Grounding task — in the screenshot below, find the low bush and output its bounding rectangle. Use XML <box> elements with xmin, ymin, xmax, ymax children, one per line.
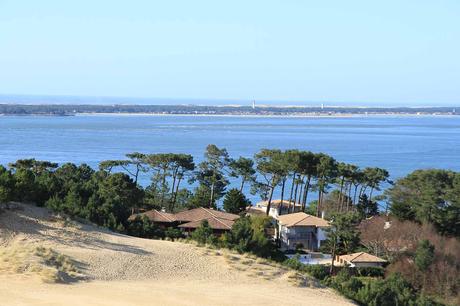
<box><xmin>164</xmin><ymin>227</ymin><xmax>183</xmax><ymax>241</ymax></box>
<box><xmin>282</xmin><ymin>256</ymin><xmax>329</xmax><ymax>281</ymax></box>
<box><xmin>126</xmin><ymin>216</ymin><xmax>165</xmax><ymax>239</ymax></box>
<box><xmin>355</xmin><ymin>266</ymin><xmax>385</xmax><ymax>277</ymax></box>
<box><xmin>340</xmin><ymin>273</ymin><xmax>443</xmax><ymax>306</ymax></box>
<box><xmin>190</xmin><ymin>220</ymin><xmax>215</xmax><ymax>245</ymax></box>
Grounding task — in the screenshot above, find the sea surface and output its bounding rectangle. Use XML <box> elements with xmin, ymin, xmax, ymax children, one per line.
<box><xmin>1</xmin><ymin>114</ymin><xmax>459</xmax><ymax>201</ymax></box>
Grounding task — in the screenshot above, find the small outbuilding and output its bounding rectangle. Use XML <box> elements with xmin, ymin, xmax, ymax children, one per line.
<box><xmin>336</xmin><ymin>252</ymin><xmax>386</xmax><ymax>267</ymax></box>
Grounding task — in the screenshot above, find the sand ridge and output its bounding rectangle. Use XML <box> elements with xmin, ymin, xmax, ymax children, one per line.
<box><xmin>0</xmin><ymin>203</ymin><xmax>353</xmax><ymax>306</ymax></box>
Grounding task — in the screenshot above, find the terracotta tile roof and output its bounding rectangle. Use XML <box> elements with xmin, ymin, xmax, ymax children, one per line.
<box><xmin>173</xmin><ymin>207</ymin><xmax>239</xmax><ymax>222</ymax></box>
<box><xmin>245</xmin><ymin>206</ymin><xmax>267</xmax><ymax>216</ymax></box>
<box><xmin>256</xmin><ymin>199</ymin><xmax>302</xmax><ymax>209</ymax></box>
<box><xmin>178</xmin><ymin>216</ymin><xmax>235</xmax><ymax>230</ymax></box>
<box><xmin>128</xmin><ymin>209</ymin><xmax>176</xmax><ymax>223</ymax></box>
<box><xmin>338</xmin><ymin>252</ymin><xmax>386</xmax><ymax>263</ymax></box>
<box><xmin>278</xmin><ymin>212</ymin><xmax>330</xmax><ymax>227</ymax></box>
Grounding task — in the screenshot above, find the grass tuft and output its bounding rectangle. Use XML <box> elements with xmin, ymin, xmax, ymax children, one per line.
<box><xmin>0</xmin><ymin>243</ymin><xmax>82</xmax><ymax>283</ymax></box>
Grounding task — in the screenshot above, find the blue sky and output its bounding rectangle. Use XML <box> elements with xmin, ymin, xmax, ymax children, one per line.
<box><xmin>0</xmin><ymin>0</ymin><xmax>459</xmax><ymax>106</ymax></box>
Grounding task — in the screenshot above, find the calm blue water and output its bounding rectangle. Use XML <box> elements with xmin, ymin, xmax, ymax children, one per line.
<box><xmin>1</xmin><ymin>115</ymin><xmax>459</xmax><ymax>200</ymax></box>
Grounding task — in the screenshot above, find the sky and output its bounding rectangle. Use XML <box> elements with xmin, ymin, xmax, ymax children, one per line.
<box><xmin>0</xmin><ymin>0</ymin><xmax>459</xmax><ymax>106</ymax></box>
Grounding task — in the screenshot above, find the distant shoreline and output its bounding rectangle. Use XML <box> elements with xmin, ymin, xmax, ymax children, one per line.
<box><xmin>1</xmin><ymin>112</ymin><xmax>459</xmax><ymax>119</ymax></box>
<box><xmin>0</xmin><ymin>103</ymin><xmax>458</xmax><ymax>117</ymax></box>
<box><xmin>74</xmin><ymin>112</ymin><xmax>460</xmax><ymax>118</ymax></box>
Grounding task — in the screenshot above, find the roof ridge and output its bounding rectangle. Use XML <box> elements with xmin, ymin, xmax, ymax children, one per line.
<box><xmin>210</xmin><ymin>216</ymin><xmax>232</xmax><ymax>229</ymax></box>
<box><xmin>350</xmin><ymin>252</ymin><xmax>365</xmax><ymax>262</ymax></box>
<box><xmin>202</xmin><ymin>207</ymin><xmax>219</xmax><ymax>219</ymax></box>
<box><xmin>291</xmin><ymin>214</ymin><xmax>311</xmax><ymax>226</ymax></box>
<box><xmin>158</xmin><ymin>210</ymin><xmax>174</xmax><ymax>222</ymax></box>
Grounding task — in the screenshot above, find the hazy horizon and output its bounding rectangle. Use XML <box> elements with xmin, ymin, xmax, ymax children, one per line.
<box><xmin>1</xmin><ymin>94</ymin><xmax>459</xmax><ymax>108</ymax></box>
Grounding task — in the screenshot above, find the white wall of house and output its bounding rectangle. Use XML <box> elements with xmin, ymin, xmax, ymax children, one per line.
<box><xmin>254</xmin><ymin>203</ymin><xmax>302</xmax><ymax>220</ymax></box>
<box><xmin>352</xmin><ymin>262</ymin><xmax>383</xmax><ymax>268</ymax></box>
<box><xmin>316</xmin><ymin>227</ymin><xmax>328</xmax><ymax>249</ymax></box>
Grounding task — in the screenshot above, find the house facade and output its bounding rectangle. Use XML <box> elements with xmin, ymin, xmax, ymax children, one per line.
<box><xmin>277</xmin><ymin>212</ymin><xmax>330</xmax><ymax>251</ymax></box>
<box><xmin>253</xmin><ymin>200</ymin><xmax>302</xmax><ymax>219</ymax></box>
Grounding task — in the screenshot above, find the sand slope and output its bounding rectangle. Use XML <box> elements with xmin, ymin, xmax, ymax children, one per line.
<box><xmin>0</xmin><ymin>204</ymin><xmax>352</xmax><ymax>306</ymax></box>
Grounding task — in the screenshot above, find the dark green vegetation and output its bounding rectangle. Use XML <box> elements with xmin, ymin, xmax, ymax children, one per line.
<box><xmin>188</xmin><ymin>215</ymin><xmax>284</xmax><ymax>260</ymax></box>
<box><xmin>0</xmin><ymin>103</ymin><xmax>459</xmax><ymax>116</ymax></box>
<box><xmin>0</xmin><ymin>147</ymin><xmax>459</xmax><ymax>305</ymax></box>
<box><xmin>387</xmin><ymin>169</ymin><xmax>460</xmax><ymax>236</ymax></box>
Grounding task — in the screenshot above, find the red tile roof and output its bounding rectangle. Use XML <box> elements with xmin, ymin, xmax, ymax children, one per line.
<box><xmin>173</xmin><ymin>207</ymin><xmax>239</xmax><ymax>222</ymax></box>
<box><xmin>128</xmin><ymin>209</ymin><xmax>176</xmax><ymax>223</ymax></box>
<box><xmin>178</xmin><ymin>216</ymin><xmax>235</xmax><ymax>230</ymax></box>
<box><xmin>278</xmin><ymin>212</ymin><xmax>330</xmax><ymax>227</ymax></box>
<box><xmin>338</xmin><ymin>252</ymin><xmax>386</xmax><ymax>263</ymax></box>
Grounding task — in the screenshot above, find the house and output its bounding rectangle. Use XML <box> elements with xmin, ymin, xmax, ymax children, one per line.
<box><xmin>178</xmin><ymin>216</ymin><xmax>235</xmax><ymax>235</ymax></box>
<box><xmin>253</xmin><ymin>199</ymin><xmax>302</xmax><ymax>219</ymax></box>
<box><xmin>127</xmin><ymin>209</ymin><xmax>177</xmax><ymax>228</ymax></box>
<box><xmin>128</xmin><ymin>207</ymin><xmax>239</xmax><ymax>236</ymax></box>
<box><xmin>336</xmin><ymin>252</ymin><xmax>386</xmax><ymax>268</ymax></box>
<box><xmin>277</xmin><ymin>212</ymin><xmax>330</xmax><ymax>251</ymax></box>
<box><xmin>175</xmin><ymin>207</ymin><xmax>239</xmax><ymax>236</ymax></box>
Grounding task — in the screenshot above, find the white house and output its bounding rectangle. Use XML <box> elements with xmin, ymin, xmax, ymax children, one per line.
<box><xmin>253</xmin><ymin>199</ymin><xmax>302</xmax><ymax>219</ymax></box>
<box><xmin>277</xmin><ymin>212</ymin><xmax>330</xmax><ymax>251</ymax></box>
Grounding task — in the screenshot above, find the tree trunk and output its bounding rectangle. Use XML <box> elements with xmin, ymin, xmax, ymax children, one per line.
<box><xmin>160</xmin><ymin>169</ymin><xmax>167</xmax><ymax>208</ymax></box>
<box><xmin>279</xmin><ymin>179</ymin><xmax>286</xmax><ymax>215</ymax></box>
<box><xmin>330</xmin><ymin>238</ymin><xmax>337</xmax><ymax>275</ymax></box>
<box><xmin>292</xmin><ymin>178</ymin><xmax>300</xmax><ymax>213</ymax></box>
<box><xmin>209</xmin><ymin>180</ymin><xmax>215</xmax><ymax>208</ymax></box>
<box><xmin>134</xmin><ymin>164</ymin><xmax>140</xmax><ymax>184</ymax></box>
<box><xmin>347</xmin><ymin>182</ymin><xmax>353</xmax><ymax>211</ymax></box>
<box><xmin>353</xmin><ymin>184</ymin><xmax>359</xmax><ymax>205</ymax></box>
<box><xmin>239</xmin><ymin>178</ymin><xmax>245</xmax><ymax>192</ymax></box>
<box><xmin>298</xmin><ymin>179</ymin><xmax>304</xmax><ymax>210</ymax></box>
<box><xmin>301</xmin><ymin>175</ymin><xmax>311</xmax><ymax>212</ymax></box>
<box><xmin>317</xmin><ymin>188</ymin><xmax>322</xmax><ymax>217</ymax></box>
<box><xmin>169</xmin><ymin>169</ymin><xmax>178</xmax><ymax>210</ymax></box>
<box><xmin>170</xmin><ymin>169</ymin><xmax>178</xmax><ymax>195</ymax></box>
<box><xmin>288</xmin><ymin>172</ymin><xmax>296</xmax><ymax>203</ymax></box>
<box><xmin>266</xmin><ymin>185</ymin><xmax>275</xmax><ymax>215</ymax></box>
<box><xmin>171</xmin><ymin>176</ymin><xmax>182</xmax><ymax>212</ymax></box>
<box><xmin>338</xmin><ymin>177</ymin><xmax>345</xmax><ymax>212</ymax></box>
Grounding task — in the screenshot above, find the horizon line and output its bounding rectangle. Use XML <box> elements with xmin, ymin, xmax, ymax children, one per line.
<box><xmin>0</xmin><ymin>93</ymin><xmax>459</xmax><ymax>108</ymax></box>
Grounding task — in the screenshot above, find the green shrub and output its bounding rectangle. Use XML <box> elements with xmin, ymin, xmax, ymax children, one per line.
<box><xmin>127</xmin><ymin>216</ymin><xmax>165</xmax><ymax>238</ymax></box>
<box><xmin>191</xmin><ymin>220</ymin><xmax>215</xmax><ymax>245</ymax></box>
<box><xmin>164</xmin><ymin>227</ymin><xmax>183</xmax><ymax>241</ymax></box>
<box><xmin>356</xmin><ymin>266</ymin><xmax>385</xmax><ymax>278</ymax></box>
<box><xmin>223</xmin><ymin>188</ymin><xmax>250</xmax><ymax>214</ymax></box>
<box><xmin>283</xmin><ymin>255</ymin><xmax>304</xmax><ymax>271</ymax></box>
<box><xmin>353</xmin><ymin>273</ymin><xmax>421</xmax><ymax>306</ymax></box>
<box><xmin>334</xmin><ymin>268</ymin><xmax>352</xmax><ymax>284</ymax></box>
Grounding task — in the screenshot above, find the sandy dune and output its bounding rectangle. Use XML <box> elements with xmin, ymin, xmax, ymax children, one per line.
<box><xmin>0</xmin><ymin>204</ymin><xmax>352</xmax><ymax>306</ymax></box>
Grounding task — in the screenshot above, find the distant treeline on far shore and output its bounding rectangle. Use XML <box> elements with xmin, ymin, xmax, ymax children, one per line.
<box><xmin>0</xmin><ymin>103</ymin><xmax>459</xmax><ymax>116</ymax></box>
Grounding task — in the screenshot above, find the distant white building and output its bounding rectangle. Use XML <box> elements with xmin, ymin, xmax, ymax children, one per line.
<box><xmin>252</xmin><ymin>199</ymin><xmax>302</xmax><ymax>219</ymax></box>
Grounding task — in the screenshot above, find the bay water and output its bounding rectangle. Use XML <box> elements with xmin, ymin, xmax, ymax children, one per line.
<box><xmin>1</xmin><ymin>114</ymin><xmax>459</xmax><ymax>202</ymax></box>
